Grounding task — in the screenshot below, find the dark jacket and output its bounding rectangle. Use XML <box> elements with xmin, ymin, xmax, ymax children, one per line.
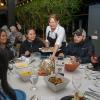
<box><xmin>19</xmin><ymin>37</ymin><xmax>45</xmax><ymax>56</ymax></box>
<box><xmin>63</xmin><ymin>37</ymin><xmax>95</xmax><ymax>63</ymax></box>
<box><xmin>0</xmin><ymin>45</ymin><xmax>14</xmax><ymax>61</ymax></box>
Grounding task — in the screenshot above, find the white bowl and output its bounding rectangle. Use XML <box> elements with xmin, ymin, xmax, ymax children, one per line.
<box><xmin>16</xmin><ymin>66</ymin><xmax>32</xmax><ymax>81</ymax></box>
<box><xmin>44</xmin><ymin>74</ymin><xmax>70</xmax><ymax>92</ymax></box>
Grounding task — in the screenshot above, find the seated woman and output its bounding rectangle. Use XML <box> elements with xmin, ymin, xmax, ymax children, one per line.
<box><xmin>0</xmin><ymin>29</ymin><xmax>15</xmax><ymax>61</ymax></box>
<box><xmin>0</xmin><ymin>48</ymin><xmax>17</xmax><ymax>100</ymax></box>
<box><xmin>19</xmin><ymin>27</ymin><xmax>45</xmax><ymax>57</ymax></box>
<box><xmin>62</xmin><ymin>28</ymin><xmax>95</xmax><ymax>64</ymax></box>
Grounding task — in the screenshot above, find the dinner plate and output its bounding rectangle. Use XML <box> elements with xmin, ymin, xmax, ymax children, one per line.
<box><xmin>60</xmin><ymin>95</ymin><xmax>73</xmax><ymax>100</ymax></box>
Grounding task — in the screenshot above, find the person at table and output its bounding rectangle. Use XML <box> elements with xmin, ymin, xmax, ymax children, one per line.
<box><xmin>19</xmin><ymin>27</ymin><xmax>45</xmax><ymax>57</ymax></box>
<box><xmin>45</xmin><ymin>14</ymin><xmax>67</xmax><ymax>59</ymax></box>
<box><xmin>91</xmin><ymin>54</ymin><xmax>100</xmax><ymax>71</ymax></box>
<box><xmin>62</xmin><ymin>28</ymin><xmax>95</xmax><ymax>64</ymax></box>
<box><xmin>0</xmin><ymin>29</ymin><xmax>15</xmax><ymax>61</ymax></box>
<box><xmin>0</xmin><ymin>48</ymin><xmax>17</xmax><ymax>100</ymax></box>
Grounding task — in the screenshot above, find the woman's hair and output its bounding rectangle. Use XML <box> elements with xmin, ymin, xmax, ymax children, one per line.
<box><xmin>0</xmin><ymin>29</ymin><xmax>7</xmax><ymax>36</ymax></box>
<box><xmin>48</xmin><ymin>14</ymin><xmax>59</xmax><ymax>22</ymax></box>
<box><xmin>26</xmin><ymin>27</ymin><xmax>36</xmax><ymax>35</ymax></box>
<box><xmin>0</xmin><ymin>48</ymin><xmax>16</xmax><ymax>100</ymax></box>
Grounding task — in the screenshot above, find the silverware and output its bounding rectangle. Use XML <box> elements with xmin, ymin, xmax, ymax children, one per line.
<box><xmin>88</xmin><ymin>87</ymin><xmax>100</xmax><ymax>93</ymax></box>
<box><xmin>29</xmin><ymin>59</ymin><xmax>35</xmax><ymax>65</ymax></box>
<box><xmin>84</xmin><ymin>91</ymin><xmax>100</xmax><ymax>100</ymax></box>
<box><xmin>30</xmin><ymin>95</ymin><xmax>39</xmax><ymax>100</ymax></box>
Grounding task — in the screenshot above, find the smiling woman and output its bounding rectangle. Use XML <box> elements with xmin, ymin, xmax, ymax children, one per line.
<box><xmin>0</xmin><ymin>29</ymin><xmax>15</xmax><ymax>60</ymax></box>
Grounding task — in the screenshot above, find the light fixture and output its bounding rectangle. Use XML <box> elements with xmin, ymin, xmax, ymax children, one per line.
<box><xmin>0</xmin><ymin>0</ymin><xmax>4</xmax><ymax>7</ymax></box>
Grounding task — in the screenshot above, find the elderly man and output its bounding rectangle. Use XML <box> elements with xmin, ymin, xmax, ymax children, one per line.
<box><xmin>63</xmin><ymin>28</ymin><xmax>95</xmax><ymax>64</ymax></box>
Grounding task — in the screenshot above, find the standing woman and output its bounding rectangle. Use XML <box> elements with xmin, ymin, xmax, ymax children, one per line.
<box><xmin>0</xmin><ymin>29</ymin><xmax>15</xmax><ymax>61</ymax></box>
<box><xmin>45</xmin><ymin>14</ymin><xmax>66</xmax><ymax>59</ymax></box>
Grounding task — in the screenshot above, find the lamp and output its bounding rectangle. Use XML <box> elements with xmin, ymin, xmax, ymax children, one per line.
<box><xmin>0</xmin><ymin>0</ymin><xmax>4</xmax><ymax>7</ymax></box>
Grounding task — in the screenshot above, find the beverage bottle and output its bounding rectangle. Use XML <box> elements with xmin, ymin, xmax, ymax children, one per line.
<box><xmin>55</xmin><ymin>56</ymin><xmax>64</xmax><ymax>76</ymax></box>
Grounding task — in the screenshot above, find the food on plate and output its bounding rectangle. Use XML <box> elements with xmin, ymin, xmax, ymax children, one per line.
<box><xmin>39</xmin><ymin>47</ymin><xmax>54</xmax><ymax>52</ymax></box>
<box><xmin>48</xmin><ymin>76</ymin><xmax>63</xmax><ymax>85</ymax></box>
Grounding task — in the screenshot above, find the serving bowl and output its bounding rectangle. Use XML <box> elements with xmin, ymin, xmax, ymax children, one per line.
<box><xmin>65</xmin><ymin>63</ymin><xmax>79</xmax><ymax>72</ymax></box>
<box><xmin>18</xmin><ymin>70</ymin><xmax>32</xmax><ymax>81</ymax></box>
<box><xmin>64</xmin><ymin>57</ymin><xmax>80</xmax><ymax>72</ymax></box>
<box><xmin>44</xmin><ymin>74</ymin><xmax>70</xmax><ymax>92</ymax></box>
<box><xmin>15</xmin><ymin>62</ymin><xmax>32</xmax><ymax>81</ymax></box>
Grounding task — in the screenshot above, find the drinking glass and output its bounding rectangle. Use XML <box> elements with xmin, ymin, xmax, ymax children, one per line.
<box><xmin>84</xmin><ymin>68</ymin><xmax>92</xmax><ymax>80</ymax></box>
<box><xmin>72</xmin><ymin>74</ymin><xmax>82</xmax><ymax>93</ymax></box>
<box><xmin>29</xmin><ymin>52</ymin><xmax>41</xmax><ymax>67</ymax></box>
<box><xmin>30</xmin><ymin>69</ymin><xmax>39</xmax><ymax>91</ymax></box>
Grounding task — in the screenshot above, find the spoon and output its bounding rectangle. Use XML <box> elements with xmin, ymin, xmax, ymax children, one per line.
<box><xmin>30</xmin><ymin>95</ymin><xmax>38</xmax><ymax>100</ymax></box>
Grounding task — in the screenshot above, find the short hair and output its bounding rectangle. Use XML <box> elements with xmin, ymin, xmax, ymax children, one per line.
<box><xmin>48</xmin><ymin>14</ymin><xmax>59</xmax><ymax>22</ymax></box>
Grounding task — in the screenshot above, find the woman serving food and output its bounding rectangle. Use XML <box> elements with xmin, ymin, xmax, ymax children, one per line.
<box><xmin>45</xmin><ymin>14</ymin><xmax>67</xmax><ymax>59</ymax></box>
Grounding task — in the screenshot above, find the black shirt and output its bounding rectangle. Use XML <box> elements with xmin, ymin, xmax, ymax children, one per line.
<box><xmin>19</xmin><ymin>37</ymin><xmax>45</xmax><ymax>56</ymax></box>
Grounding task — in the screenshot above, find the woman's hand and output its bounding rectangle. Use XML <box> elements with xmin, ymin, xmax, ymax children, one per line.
<box><xmin>49</xmin><ymin>54</ymin><xmax>55</xmax><ymax>60</ymax></box>
<box><xmin>45</xmin><ymin>41</ymin><xmax>49</xmax><ymax>47</ymax></box>
<box><xmin>25</xmin><ymin>50</ymin><xmax>30</xmax><ymax>56</ymax></box>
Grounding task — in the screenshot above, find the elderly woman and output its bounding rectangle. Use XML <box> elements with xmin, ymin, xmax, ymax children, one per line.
<box><xmin>0</xmin><ymin>48</ymin><xmax>17</xmax><ymax>100</ymax></box>
<box><xmin>45</xmin><ymin>14</ymin><xmax>66</xmax><ymax>59</ymax></box>
<box><xmin>0</xmin><ymin>29</ymin><xmax>15</xmax><ymax>61</ymax></box>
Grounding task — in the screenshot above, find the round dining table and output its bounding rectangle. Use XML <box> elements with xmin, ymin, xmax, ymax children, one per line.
<box><xmin>8</xmin><ymin>61</ymin><xmax>100</xmax><ymax>100</ymax></box>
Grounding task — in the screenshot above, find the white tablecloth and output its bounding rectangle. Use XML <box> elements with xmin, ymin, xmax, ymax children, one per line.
<box><xmin>8</xmin><ymin>63</ymin><xmax>99</xmax><ymax>100</ymax></box>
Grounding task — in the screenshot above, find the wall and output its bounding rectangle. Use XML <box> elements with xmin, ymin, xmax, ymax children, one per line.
<box><xmin>88</xmin><ymin>4</ymin><xmax>100</xmax><ymax>56</ymax></box>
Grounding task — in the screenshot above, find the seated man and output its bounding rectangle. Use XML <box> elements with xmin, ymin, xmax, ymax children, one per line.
<box><xmin>63</xmin><ymin>28</ymin><xmax>95</xmax><ymax>64</ymax></box>
<box><xmin>19</xmin><ymin>27</ymin><xmax>45</xmax><ymax>57</ymax></box>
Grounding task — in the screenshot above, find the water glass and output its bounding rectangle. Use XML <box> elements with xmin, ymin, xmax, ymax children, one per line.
<box><xmin>72</xmin><ymin>74</ymin><xmax>82</xmax><ymax>93</ymax></box>
<box><xmin>95</xmin><ymin>75</ymin><xmax>100</xmax><ymax>87</ymax></box>
<box><xmin>84</xmin><ymin>68</ymin><xmax>92</xmax><ymax>80</ymax></box>
<box><xmin>29</xmin><ymin>52</ymin><xmax>41</xmax><ymax>67</ymax></box>
<box><xmin>30</xmin><ymin>69</ymin><xmax>39</xmax><ymax>91</ymax></box>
